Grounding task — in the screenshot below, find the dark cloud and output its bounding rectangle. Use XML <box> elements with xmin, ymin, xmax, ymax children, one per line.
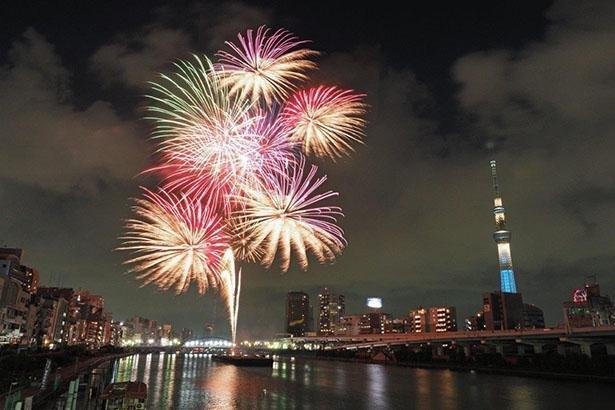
<box><xmin>90</xmin><ymin>27</ymin><xmax>192</xmax><ymax>89</ymax></box>
<box><xmin>0</xmin><ymin>28</ymin><xmax>147</xmax><ymax>193</ymax></box>
<box><xmin>89</xmin><ymin>1</ymin><xmax>271</xmax><ymax>89</ymax></box>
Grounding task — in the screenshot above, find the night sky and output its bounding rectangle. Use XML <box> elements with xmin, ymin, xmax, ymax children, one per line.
<box><xmin>2</xmin><ymin>1</ymin><xmax>615</xmax><ymax>338</ymax></box>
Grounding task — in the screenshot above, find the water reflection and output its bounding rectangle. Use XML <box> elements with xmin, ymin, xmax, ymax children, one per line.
<box><xmin>366</xmin><ymin>364</ymin><xmax>388</xmax><ymax>409</ymax></box>
<box><xmin>108</xmin><ymin>354</ymin><xmax>613</xmax><ymax>409</ymax></box>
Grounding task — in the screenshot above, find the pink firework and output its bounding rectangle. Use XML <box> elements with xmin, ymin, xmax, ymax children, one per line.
<box><xmin>153</xmin><ymin>110</ymin><xmax>296</xmax><ymax>213</ymax></box>
<box><xmin>232</xmin><ymin>157</ymin><xmax>346</xmax><ymax>272</ymax></box>
<box><xmin>282</xmin><ymin>86</ymin><xmax>367</xmax><ymax>160</ymax></box>
<box><xmin>119</xmin><ymin>188</ymin><xmax>229</xmax><ymax>295</ymax></box>
<box><xmin>244</xmin><ymin>110</ymin><xmax>297</xmax><ymax>182</ymax></box>
<box><xmin>216</xmin><ymin>26</ymin><xmax>318</xmax><ymax>105</ymax></box>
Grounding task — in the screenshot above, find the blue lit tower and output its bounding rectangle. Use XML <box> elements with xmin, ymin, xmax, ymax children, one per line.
<box><xmin>490</xmin><ymin>160</ymin><xmax>517</xmax><ymax>293</ymax></box>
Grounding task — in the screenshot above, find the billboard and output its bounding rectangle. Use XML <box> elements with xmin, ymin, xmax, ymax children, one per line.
<box><xmin>366</xmin><ymin>297</ymin><xmax>382</xmax><ymax>309</ymax></box>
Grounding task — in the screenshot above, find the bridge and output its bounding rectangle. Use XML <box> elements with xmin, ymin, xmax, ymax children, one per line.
<box><xmin>183</xmin><ymin>337</ymin><xmax>233</xmax><ymax>349</ymax></box>
<box><xmin>255</xmin><ymin>326</ymin><xmax>615</xmax><ymax>358</ymax></box>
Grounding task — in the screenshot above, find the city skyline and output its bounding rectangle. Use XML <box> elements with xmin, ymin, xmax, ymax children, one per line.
<box><xmin>2</xmin><ymin>1</ymin><xmax>615</xmax><ymax>338</ymax></box>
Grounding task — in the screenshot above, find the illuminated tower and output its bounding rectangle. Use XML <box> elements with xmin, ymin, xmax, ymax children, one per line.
<box><xmin>490</xmin><ymin>160</ymin><xmax>517</xmax><ymax>293</ymax></box>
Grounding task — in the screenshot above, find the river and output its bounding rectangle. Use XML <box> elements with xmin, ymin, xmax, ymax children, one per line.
<box><xmin>109</xmin><ymin>353</ymin><xmax>614</xmax><ymax>409</ymax></box>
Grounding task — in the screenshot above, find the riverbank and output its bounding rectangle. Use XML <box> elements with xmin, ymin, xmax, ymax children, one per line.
<box><xmin>276</xmin><ymin>352</ymin><xmax>615</xmax><ymax>383</ymax></box>
<box><xmin>0</xmin><ymin>351</ymin><xmax>130</xmax><ymax>408</ymax></box>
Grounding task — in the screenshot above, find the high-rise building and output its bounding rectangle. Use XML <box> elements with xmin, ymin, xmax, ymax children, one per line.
<box><xmin>26</xmin><ymin>292</ymin><xmax>70</xmax><ymax>347</ymax></box>
<box><xmin>0</xmin><ymin>275</ymin><xmax>30</xmax><ymax>344</ymax></box>
<box><xmin>490</xmin><ymin>161</ymin><xmax>518</xmax><ymax>293</ymax></box>
<box><xmin>483</xmin><ymin>291</ymin><xmax>524</xmax><ymax>330</ymax></box>
<box><xmin>37</xmin><ymin>288</ymin><xmax>74</xmax><ymax>345</ymax></box>
<box><xmin>384</xmin><ymin>317</ymin><xmax>410</xmax><ymax>334</ymax></box>
<box><xmin>318</xmin><ymin>288</ymin><xmax>345</xmax><ymax>336</ymax></box>
<box><xmin>409</xmin><ymin>306</ymin><xmax>457</xmax><ymax>333</ymax></box>
<box><xmin>563</xmin><ymin>277</ymin><xmax>614</xmax><ymax>329</ymax></box>
<box><xmin>359</xmin><ymin>312</ymin><xmax>389</xmax><ymax>334</ymax></box>
<box><xmin>523</xmin><ymin>303</ymin><xmax>545</xmax><ymax>329</ymax></box>
<box><xmin>0</xmin><ymin>248</ymin><xmax>39</xmax><ymax>293</ymax></box>
<box><xmin>337</xmin><ymin>315</ymin><xmax>362</xmax><ymax>336</ymax></box>
<box><xmin>68</xmin><ymin>290</ymin><xmax>107</xmax><ymax>348</ymax></box>
<box><xmin>286</xmin><ymin>291</ymin><xmax>310</xmax><ymax>337</ymax></box>
<box><xmin>409</xmin><ymin>307</ymin><xmax>428</xmax><ymax>333</ymax></box>
<box><xmin>108</xmin><ymin>321</ymin><xmax>123</xmax><ymax>346</ymax></box>
<box><xmin>429</xmin><ymin>306</ymin><xmax>457</xmax><ymax>332</ymax></box>
<box><xmin>465</xmin><ymin>310</ymin><xmax>486</xmax><ymax>331</ymax></box>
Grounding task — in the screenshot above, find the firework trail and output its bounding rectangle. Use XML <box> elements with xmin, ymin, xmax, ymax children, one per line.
<box><xmin>217</xmin><ymin>26</ymin><xmax>318</xmax><ymax>106</ymax></box>
<box><xmin>218</xmin><ymin>248</ymin><xmax>241</xmax><ymax>345</ymax></box>
<box><xmin>283</xmin><ymin>86</ymin><xmax>367</xmax><ymax>160</ymax></box>
<box><xmin>232</xmin><ymin>157</ymin><xmax>346</xmax><ymax>272</ymax></box>
<box><xmin>119</xmin><ymin>188</ymin><xmax>229</xmax><ymax>294</ymax></box>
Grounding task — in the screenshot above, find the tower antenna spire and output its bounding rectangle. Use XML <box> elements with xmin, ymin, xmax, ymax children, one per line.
<box><xmin>490</xmin><ymin>159</ymin><xmax>517</xmax><ymax>293</ymax></box>
<box><xmin>490</xmin><ymin>160</ymin><xmax>500</xmax><ymax>198</ymax></box>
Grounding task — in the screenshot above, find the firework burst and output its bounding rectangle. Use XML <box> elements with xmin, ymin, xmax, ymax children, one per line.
<box><xmin>146</xmin><ymin>55</ymin><xmax>255</xmax><ymax>204</ymax></box>
<box><xmin>283</xmin><ymin>86</ymin><xmax>367</xmax><ymax>160</ymax></box>
<box><xmin>121</xmin><ymin>26</ymin><xmax>366</xmax><ymax>342</ymax></box>
<box><xmin>216</xmin><ymin>26</ymin><xmax>318</xmax><ymax>106</ymax></box>
<box><xmin>147</xmin><ymin>56</ymin><xmax>297</xmax><ymax>208</ymax></box>
<box><xmin>119</xmin><ymin>188</ymin><xmax>229</xmax><ymax>294</ymax></box>
<box><xmin>232</xmin><ymin>157</ymin><xmax>346</xmax><ymax>272</ymax></box>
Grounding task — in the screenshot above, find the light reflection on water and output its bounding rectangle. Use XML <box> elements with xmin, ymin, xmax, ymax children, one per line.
<box><xmin>110</xmin><ymin>354</ymin><xmax>614</xmax><ymax>409</ymax></box>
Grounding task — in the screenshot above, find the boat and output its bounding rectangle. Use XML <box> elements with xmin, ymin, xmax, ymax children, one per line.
<box><xmin>212</xmin><ymin>354</ymin><xmax>273</xmax><ymax>367</ymax></box>
<box><xmin>100</xmin><ymin>381</ymin><xmax>147</xmax><ymax>409</ymax></box>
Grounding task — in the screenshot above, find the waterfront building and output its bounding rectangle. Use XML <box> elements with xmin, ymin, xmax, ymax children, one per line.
<box><xmin>409</xmin><ymin>307</ymin><xmax>428</xmax><ymax>332</ymax></box>
<box><xmin>65</xmin><ymin>290</ymin><xmax>108</xmax><ymax>348</ymax></box>
<box><xmin>37</xmin><ymin>287</ymin><xmax>74</xmax><ymax>344</ymax></box>
<box><xmin>429</xmin><ymin>306</ymin><xmax>457</xmax><ymax>332</ymax></box>
<box><xmin>464</xmin><ymin>310</ymin><xmax>486</xmax><ymax>331</ymax></box>
<box><xmin>409</xmin><ymin>306</ymin><xmax>457</xmax><ymax>333</ymax></box>
<box><xmin>27</xmin><ymin>292</ymin><xmax>70</xmax><ymax>347</ymax></box>
<box><xmin>384</xmin><ymin>317</ymin><xmax>410</xmax><ymax>334</ymax></box>
<box><xmin>0</xmin><ymin>248</ymin><xmax>39</xmax><ymax>293</ymax></box>
<box><xmin>483</xmin><ymin>291</ymin><xmax>524</xmax><ymax>330</ymax></box>
<box><xmin>123</xmin><ymin>316</ymin><xmax>159</xmax><ymax>345</ymax></box>
<box><xmin>523</xmin><ymin>303</ymin><xmax>545</xmax><ymax>328</ymax></box>
<box><xmin>337</xmin><ymin>315</ymin><xmax>362</xmax><ymax>336</ymax></box>
<box><xmin>359</xmin><ymin>312</ymin><xmax>389</xmax><ymax>334</ymax></box>
<box><xmin>181</xmin><ymin>327</ymin><xmax>194</xmax><ymax>342</ymax></box>
<box><xmin>160</xmin><ymin>323</ymin><xmax>173</xmax><ymax>339</ymax></box>
<box><xmin>563</xmin><ymin>277</ymin><xmax>614</xmax><ymax>328</ymax></box>
<box><xmin>286</xmin><ymin>291</ymin><xmax>310</xmax><ymax>337</ymax></box>
<box><xmin>318</xmin><ymin>288</ymin><xmax>345</xmax><ymax>336</ymax></box>
<box><xmin>0</xmin><ymin>275</ymin><xmax>30</xmax><ymax>344</ymax></box>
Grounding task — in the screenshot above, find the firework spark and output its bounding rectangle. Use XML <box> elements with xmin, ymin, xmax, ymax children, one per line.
<box><xmin>119</xmin><ymin>188</ymin><xmax>229</xmax><ymax>294</ymax></box>
<box><xmin>218</xmin><ymin>248</ymin><xmax>241</xmax><ymax>345</ymax></box>
<box><xmin>216</xmin><ymin>26</ymin><xmax>318</xmax><ymax>106</ymax></box>
<box><xmin>147</xmin><ymin>56</ymin><xmax>296</xmax><ymax>207</ymax></box>
<box><xmin>233</xmin><ymin>158</ymin><xmax>346</xmax><ymax>272</ymax></box>
<box><xmin>146</xmin><ymin>55</ymin><xmax>255</xmax><ymax>203</ymax></box>
<box><xmin>282</xmin><ymin>86</ymin><xmax>367</xmax><ymax>160</ymax></box>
